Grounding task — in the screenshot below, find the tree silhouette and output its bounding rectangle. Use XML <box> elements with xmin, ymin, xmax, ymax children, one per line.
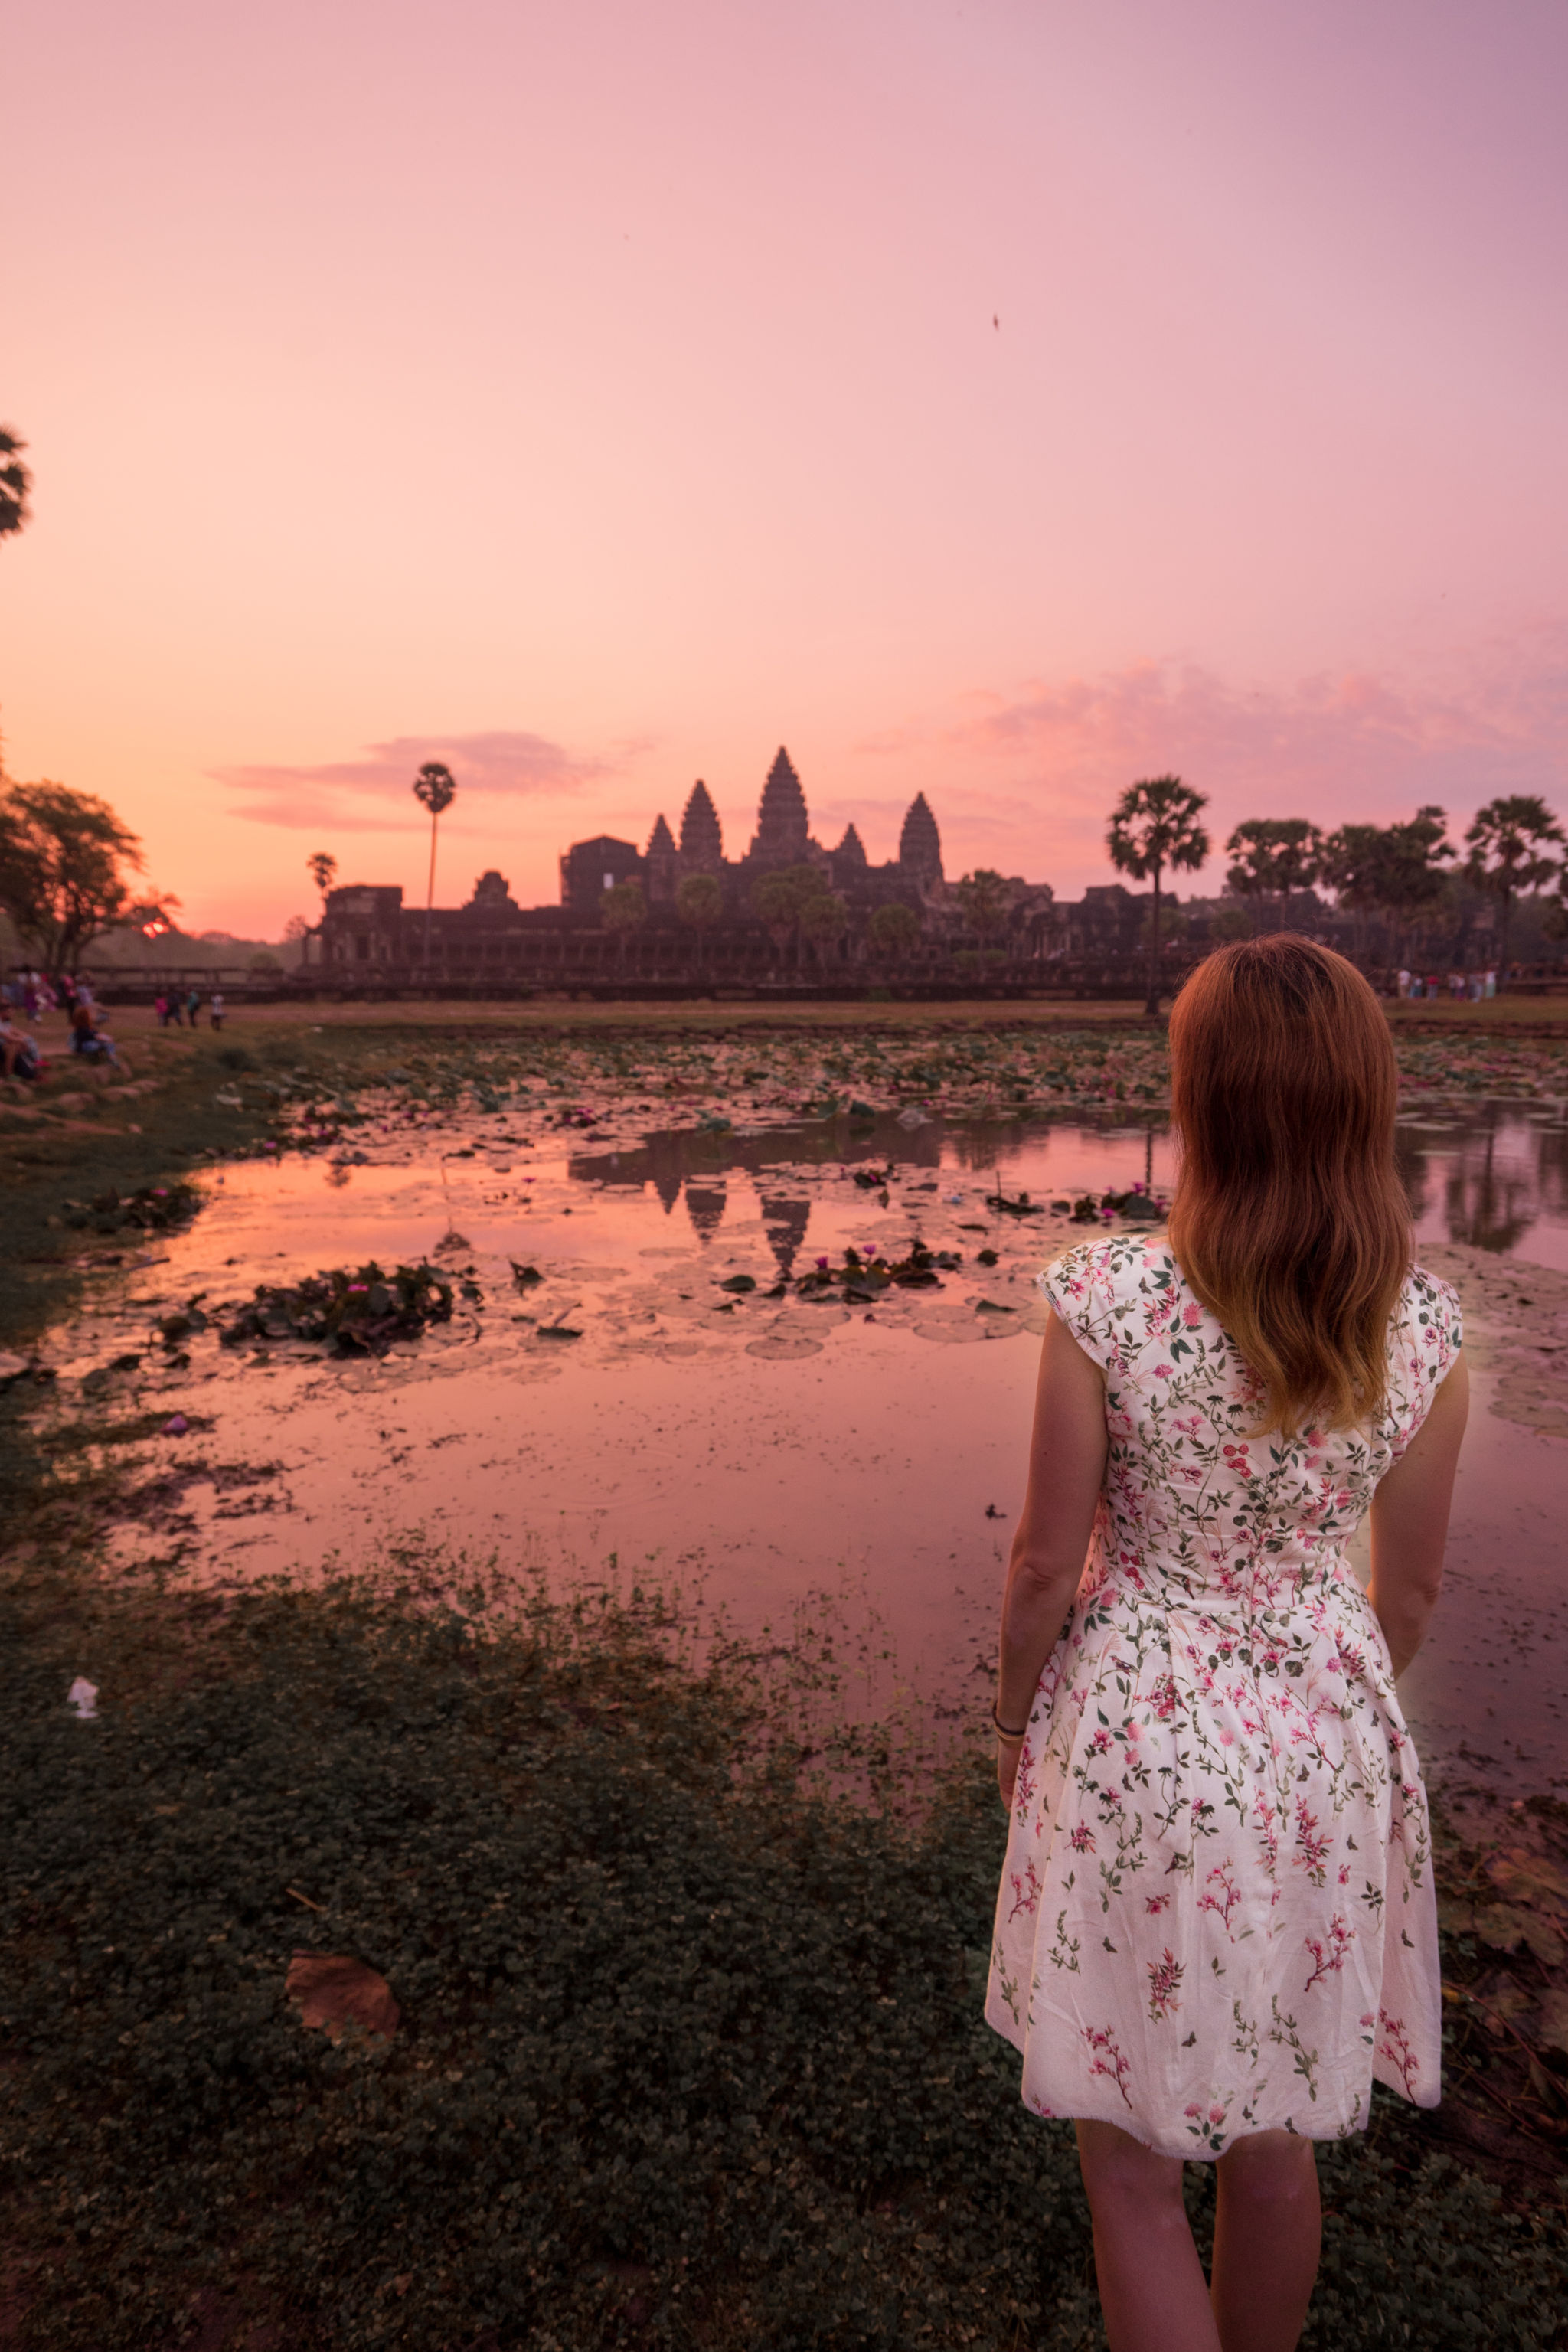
<box><xmin>0</xmin><ymin>428</ymin><xmax>31</xmax><ymax>541</ymax></box>
<box><xmin>954</xmin><ymin>869</ymin><xmax>1011</xmax><ymax>945</ymax></box>
<box><xmin>675</xmin><ymin>872</ymin><xmax>724</xmax><ymax>970</ymax></box>
<box><xmin>0</xmin><ymin>780</ymin><xmax>162</xmax><ymax>973</ymax></box>
<box><xmin>1223</xmin><ymin>818</ymin><xmax>1323</xmax><ymax>938</ymax></box>
<box><xmin>1322</xmin><ymin>808</ymin><xmax>1453</xmax><ymax>965</ymax></box>
<box><xmin>1107</xmin><ymin>776</ymin><xmax>1210</xmax><ymax>1015</ymax></box>
<box><xmin>412</xmin><ymin>762</ymin><xmax>457</xmax><ymax>962</ymax></box>
<box><xmin>869</xmin><ymin>900</ymin><xmax>921</xmax><ymax>962</ymax></box>
<box><xmin>601</xmin><ymin>878</ymin><xmax>646</xmax><ymax>973</ymax></box>
<box><xmin>798</xmin><ymin>890</ymin><xmax>848</xmax><ymax>972</ymax></box>
<box><xmin>1464</xmin><ymin>796</ymin><xmax>1565</xmax><ymax>985</ymax></box>
<box><xmin>750</xmin><ymin>865</ymin><xmax>818</xmax><ymax>968</ymax></box>
<box><xmin>302</xmin><ymin>852</ymin><xmax>338</xmax><ymax>967</ymax></box>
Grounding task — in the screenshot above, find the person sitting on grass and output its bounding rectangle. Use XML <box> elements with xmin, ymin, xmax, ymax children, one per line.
<box><xmin>988</xmin><ymin>937</ymin><xmax>1467</xmax><ymax>2352</ymax></box>
<box><xmin>70</xmin><ymin>1003</ymin><xmax>121</xmax><ymax>1070</ymax></box>
<box><xmin>0</xmin><ymin>1010</ymin><xmax>42</xmax><ymax>1081</ymax></box>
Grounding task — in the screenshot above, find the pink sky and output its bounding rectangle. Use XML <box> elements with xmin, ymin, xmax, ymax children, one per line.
<box><xmin>4</xmin><ymin>0</ymin><xmax>1566</xmax><ymax>933</ymax></box>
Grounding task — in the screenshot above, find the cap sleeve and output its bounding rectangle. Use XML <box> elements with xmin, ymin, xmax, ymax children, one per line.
<box><xmin>1389</xmin><ymin>1267</ymin><xmax>1464</xmax><ymax>1450</ymax></box>
<box><xmin>1037</xmin><ymin>1240</ymin><xmax>1122</xmax><ymax>1373</ymax></box>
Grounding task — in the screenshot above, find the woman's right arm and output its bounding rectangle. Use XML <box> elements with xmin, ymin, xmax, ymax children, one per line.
<box><xmin>1367</xmin><ymin>1354</ymin><xmax>1469</xmax><ymax>1678</ymax></box>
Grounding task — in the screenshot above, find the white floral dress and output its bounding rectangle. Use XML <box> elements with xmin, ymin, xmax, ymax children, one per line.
<box><xmin>985</xmin><ymin>1235</ymin><xmax>1462</xmax><ymax>2158</ymax></box>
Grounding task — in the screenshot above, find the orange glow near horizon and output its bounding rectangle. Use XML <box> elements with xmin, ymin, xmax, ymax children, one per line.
<box><xmin>4</xmin><ymin>0</ymin><xmax>1566</xmax><ymax>937</ymax></box>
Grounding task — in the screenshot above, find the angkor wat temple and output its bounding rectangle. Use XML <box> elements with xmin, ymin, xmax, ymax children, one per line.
<box><xmin>318</xmin><ymin>748</ymin><xmax>979</xmax><ymax>973</ymax></box>
<box><xmin>557</xmin><ymin>748</ymin><xmax>943</xmax><ymax>913</ymax></box>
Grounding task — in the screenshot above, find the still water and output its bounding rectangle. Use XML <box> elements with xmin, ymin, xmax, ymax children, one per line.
<box><xmin>55</xmin><ymin>1099</ymin><xmax>1568</xmax><ymax>1796</ymax></box>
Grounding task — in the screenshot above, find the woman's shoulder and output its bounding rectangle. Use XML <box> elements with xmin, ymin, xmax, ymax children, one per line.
<box><xmin>1400</xmin><ymin>1260</ymin><xmax>1464</xmax><ymax>1366</ymax></box>
<box><xmin>1037</xmin><ymin>1230</ymin><xmax>1177</xmax><ymax>1317</ymax></box>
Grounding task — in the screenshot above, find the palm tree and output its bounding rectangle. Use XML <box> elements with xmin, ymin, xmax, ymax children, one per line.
<box><xmin>303</xmin><ymin>851</ymin><xmax>338</xmax><ymax>969</ymax></box>
<box><xmin>1464</xmin><ymin>796</ymin><xmax>1565</xmax><ymax>986</ymax></box>
<box><xmin>412</xmin><ymin>762</ymin><xmax>457</xmax><ymax>963</ymax></box>
<box><xmin>0</xmin><ymin>428</ymin><xmax>31</xmax><ymax>541</ymax></box>
<box><xmin>1107</xmin><ymin>776</ymin><xmax>1210</xmax><ymax>1016</ymax></box>
<box><xmin>1223</xmin><ymin>818</ymin><xmax>1324</xmax><ymax>937</ymax></box>
<box><xmin>799</xmin><ymin>890</ymin><xmax>848</xmax><ymax>973</ymax></box>
<box><xmin>954</xmin><ymin>869</ymin><xmax>1011</xmax><ymax>950</ymax></box>
<box><xmin>869</xmin><ymin>900</ymin><xmax>921</xmax><ymax>964</ymax></box>
<box><xmin>601</xmin><ymin>879</ymin><xmax>646</xmax><ymax>976</ymax></box>
<box><xmin>676</xmin><ymin>872</ymin><xmax>724</xmax><ymax>972</ymax></box>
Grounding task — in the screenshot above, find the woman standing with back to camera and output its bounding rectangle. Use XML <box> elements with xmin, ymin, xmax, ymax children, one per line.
<box><xmin>986</xmin><ymin>939</ymin><xmax>1468</xmax><ymax>2352</ymax></box>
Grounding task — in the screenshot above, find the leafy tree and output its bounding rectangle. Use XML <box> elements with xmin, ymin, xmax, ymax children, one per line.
<box><xmin>798</xmin><ymin>891</ymin><xmax>848</xmax><ymax>970</ymax></box>
<box><xmin>1207</xmin><ymin>905</ymin><xmax>1252</xmax><ymax>942</ymax></box>
<box><xmin>1107</xmin><ymin>776</ymin><xmax>1210</xmax><ymax>1015</ymax></box>
<box><xmin>600</xmin><ymin>878</ymin><xmax>646</xmax><ymax>972</ymax></box>
<box><xmin>1223</xmin><ymin>818</ymin><xmax>1324</xmax><ymax>938</ymax></box>
<box><xmin>0</xmin><ymin>427</ymin><xmax>31</xmax><ymax>541</ymax></box>
<box><xmin>953</xmin><ymin>869</ymin><xmax>1011</xmax><ymax>943</ymax></box>
<box><xmin>1464</xmin><ymin>795</ymin><xmax>1565</xmax><ymax>982</ymax></box>
<box><xmin>750</xmin><ymin>864</ymin><xmax>819</xmax><ymax>965</ymax></box>
<box><xmin>1138</xmin><ymin>903</ymin><xmax>1188</xmax><ymax>949</ymax></box>
<box><xmin>0</xmin><ymin>779</ymin><xmax>172</xmax><ymax>974</ymax></box>
<box><xmin>675</xmin><ymin>871</ymin><xmax>724</xmax><ymax>969</ymax></box>
<box><xmin>868</xmin><ymin>900</ymin><xmax>921</xmax><ymax>961</ymax></box>
<box><xmin>412</xmin><ymin>761</ymin><xmax>457</xmax><ymax>961</ymax></box>
<box><xmin>1324</xmin><ymin>806</ymin><xmax>1454</xmax><ymax>962</ymax></box>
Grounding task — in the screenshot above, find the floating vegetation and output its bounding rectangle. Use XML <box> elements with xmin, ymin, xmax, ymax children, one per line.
<box><xmin>219</xmin><ymin>1261</ymin><xmax>454</xmax><ymax>1355</ymax></box>
<box><xmin>795</xmin><ymin>1241</ymin><xmax>963</xmax><ymax>1303</ymax></box>
<box><xmin>1061</xmin><ymin>1184</ymin><xmax>1170</xmax><ymax>1226</ymax></box>
<box><xmin>62</xmin><ymin>1179</ymin><xmax>204</xmax><ymax>1236</ymax></box>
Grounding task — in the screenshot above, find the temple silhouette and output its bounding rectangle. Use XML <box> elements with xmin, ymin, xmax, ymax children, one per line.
<box><xmin>557</xmin><ymin>749</ymin><xmax>946</xmax><ymax>916</ymax></box>
<box><xmin>317</xmin><ymin>747</ymin><xmax>1008</xmax><ymax>973</ymax></box>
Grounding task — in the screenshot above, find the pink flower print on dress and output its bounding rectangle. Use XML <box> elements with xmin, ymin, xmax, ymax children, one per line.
<box><xmin>1146</xmin><ymin>1949</ymin><xmax>1184</xmax><ymax>2021</ymax></box>
<box><xmin>1305</xmin><ymin>1915</ymin><xmax>1356</xmax><ymax>1991</ymax></box>
<box><xmin>1008</xmin><ymin>1859</ymin><xmax>1043</xmax><ymax>1922</ymax></box>
<box><xmin>1197</xmin><ymin>1860</ymin><xmax>1241</xmax><ymax>1935</ymax></box>
<box><xmin>1292</xmin><ymin>1797</ymin><xmax>1332</xmax><ymax>1886</ymax></box>
<box><xmin>1377</xmin><ymin>2010</ymin><xmax>1420</xmax><ymax>2097</ymax></box>
<box><xmin>1070</xmin><ymin>1821</ymin><xmax>1096</xmax><ymax>1854</ymax></box>
<box><xmin>1083</xmin><ymin>2024</ymin><xmax>1134</xmax><ymax>2108</ymax></box>
<box><xmin>1181</xmin><ymin>1300</ymin><xmax>1204</xmax><ymax>1327</ymax></box>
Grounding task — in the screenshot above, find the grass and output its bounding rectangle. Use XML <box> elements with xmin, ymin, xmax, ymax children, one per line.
<box><xmin>4</xmin><ymin>1557</ymin><xmax>1566</xmax><ymax>2352</ymax></box>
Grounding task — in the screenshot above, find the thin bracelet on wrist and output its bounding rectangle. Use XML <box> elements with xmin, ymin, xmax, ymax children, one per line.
<box><xmin>992</xmin><ymin>1703</ymin><xmax>1029</xmax><ymax>1741</ymax></box>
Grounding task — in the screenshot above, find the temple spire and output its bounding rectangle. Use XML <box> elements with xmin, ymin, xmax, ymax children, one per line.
<box><xmin>750</xmin><ymin>746</ymin><xmax>811</xmax><ymax>865</ymax></box>
<box><xmin>678</xmin><ymin>779</ymin><xmax>723</xmax><ymax>868</ymax></box>
<box><xmin>898</xmin><ymin>792</ymin><xmax>944</xmax><ymax>886</ymax></box>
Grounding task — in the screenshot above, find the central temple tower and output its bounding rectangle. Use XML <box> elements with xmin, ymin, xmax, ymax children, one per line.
<box><xmin>748</xmin><ymin>747</ymin><xmax>812</xmax><ymax>867</ymax></box>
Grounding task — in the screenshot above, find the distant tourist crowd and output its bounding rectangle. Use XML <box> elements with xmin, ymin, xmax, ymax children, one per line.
<box><xmin>1394</xmin><ymin>965</ymin><xmax>1498</xmax><ymax>1001</ymax></box>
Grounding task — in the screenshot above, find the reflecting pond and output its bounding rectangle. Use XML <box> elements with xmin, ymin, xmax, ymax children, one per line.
<box><xmin>40</xmin><ymin>1097</ymin><xmax>1568</xmax><ymax>1798</ymax></box>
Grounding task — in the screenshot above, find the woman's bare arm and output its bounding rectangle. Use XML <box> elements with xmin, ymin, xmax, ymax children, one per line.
<box><xmin>996</xmin><ymin>1309</ymin><xmax>1109</xmax><ymax>1799</ymax></box>
<box><xmin>1367</xmin><ymin>1354</ymin><xmax>1468</xmax><ymax>1678</ymax></box>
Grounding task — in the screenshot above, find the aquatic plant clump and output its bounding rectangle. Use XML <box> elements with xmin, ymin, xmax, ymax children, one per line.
<box><xmin>220</xmin><ymin>1260</ymin><xmax>454</xmax><ymax>1355</ymax></box>
<box><xmin>60</xmin><ymin>1179</ymin><xmax>204</xmax><ymax>1236</ymax></box>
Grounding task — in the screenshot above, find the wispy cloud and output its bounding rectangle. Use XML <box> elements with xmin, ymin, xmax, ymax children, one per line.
<box><xmin>853</xmin><ymin>635</ymin><xmax>1568</xmax><ymax>885</ymax></box>
<box><xmin>214</xmin><ymin>730</ymin><xmax>621</xmax><ymax>833</ymax></box>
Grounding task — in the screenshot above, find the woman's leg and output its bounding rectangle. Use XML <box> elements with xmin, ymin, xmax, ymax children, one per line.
<box><xmin>1076</xmin><ymin>2121</ymin><xmax>1220</xmax><ymax>2352</ymax></box>
<box><xmin>1209</xmin><ymin>2131</ymin><xmax>1320</xmax><ymax>2352</ymax></box>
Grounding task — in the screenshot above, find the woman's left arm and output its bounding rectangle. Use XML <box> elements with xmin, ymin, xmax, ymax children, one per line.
<box><xmin>996</xmin><ymin>1308</ymin><xmax>1109</xmax><ymax>1803</ymax></box>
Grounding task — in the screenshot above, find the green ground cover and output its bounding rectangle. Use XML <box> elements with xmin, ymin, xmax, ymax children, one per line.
<box><xmin>4</xmin><ymin>1560</ymin><xmax>1565</xmax><ymax>2352</ymax></box>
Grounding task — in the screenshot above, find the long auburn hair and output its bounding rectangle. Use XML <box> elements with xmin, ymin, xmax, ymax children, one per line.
<box><xmin>1167</xmin><ymin>937</ymin><xmax>1410</xmax><ymax>1434</ymax></box>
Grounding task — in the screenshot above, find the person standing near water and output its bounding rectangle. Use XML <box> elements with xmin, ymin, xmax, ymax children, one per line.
<box><xmin>987</xmin><ymin>939</ymin><xmax>1466</xmax><ymax>2352</ymax></box>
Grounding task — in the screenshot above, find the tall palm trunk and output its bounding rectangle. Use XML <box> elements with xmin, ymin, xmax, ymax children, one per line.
<box><xmin>1144</xmin><ymin>858</ymin><xmax>1163</xmax><ymax>1018</ymax></box>
<box><xmin>424</xmin><ymin>812</ymin><xmax>439</xmax><ymax>963</ymax></box>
